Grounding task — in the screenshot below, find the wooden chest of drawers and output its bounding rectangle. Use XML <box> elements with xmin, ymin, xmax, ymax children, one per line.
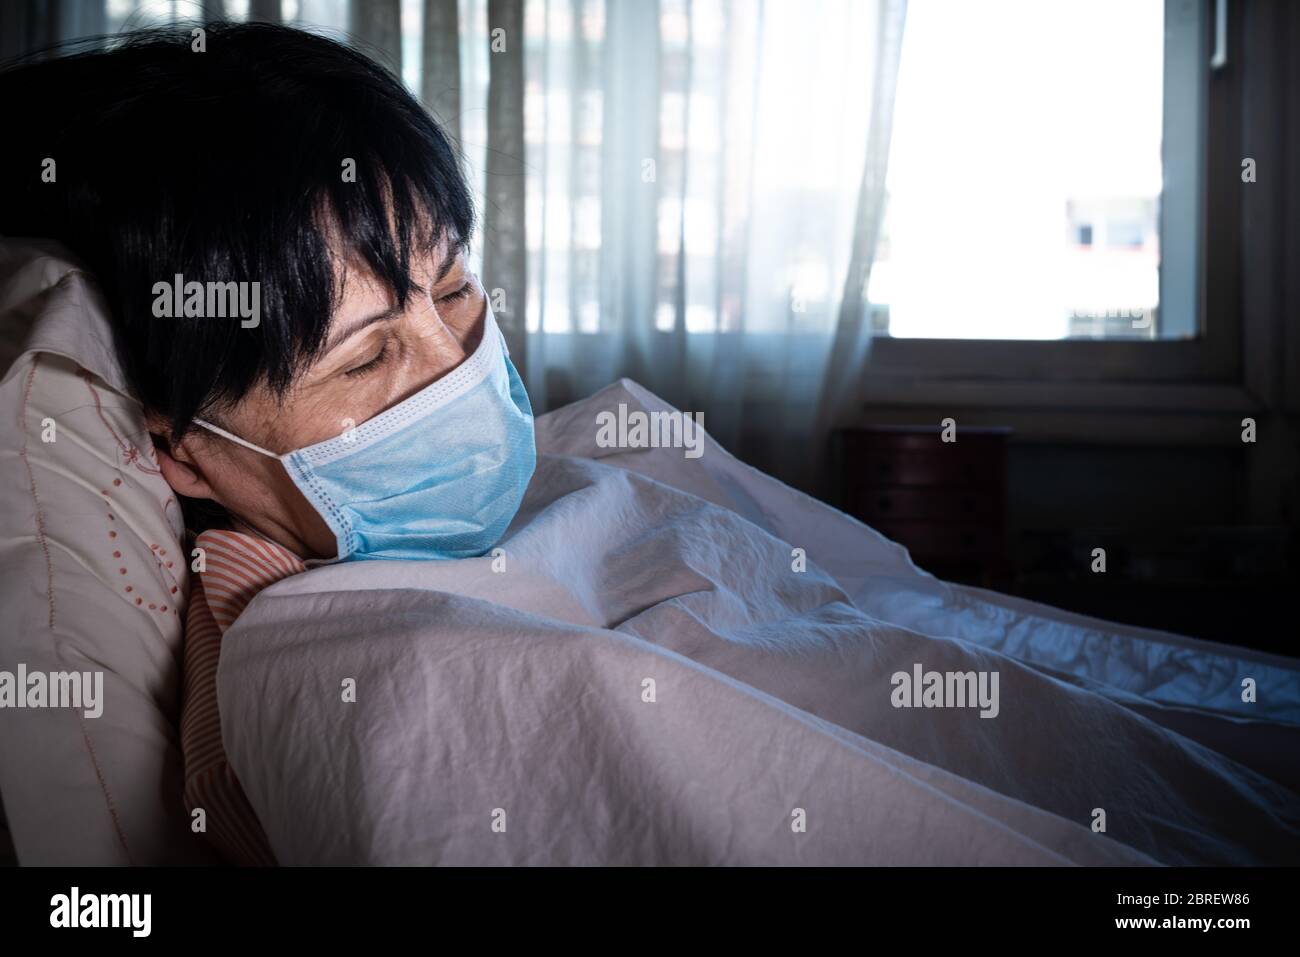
<box><xmin>836</xmin><ymin>425</ymin><xmax>1011</xmax><ymax>587</ymax></box>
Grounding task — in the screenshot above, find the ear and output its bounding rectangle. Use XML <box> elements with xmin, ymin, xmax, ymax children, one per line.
<box><xmin>145</xmin><ymin>411</ymin><xmax>217</xmax><ymax>501</ymax></box>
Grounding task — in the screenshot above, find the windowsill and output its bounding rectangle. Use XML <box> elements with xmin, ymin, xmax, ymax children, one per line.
<box><xmin>858</xmin><ymin>376</ymin><xmax>1263</xmax><ymax>447</ymax></box>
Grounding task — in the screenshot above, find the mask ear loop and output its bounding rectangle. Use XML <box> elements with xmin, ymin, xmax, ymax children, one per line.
<box><xmin>192</xmin><ymin>417</ymin><xmax>282</xmax><ymax>460</ymax></box>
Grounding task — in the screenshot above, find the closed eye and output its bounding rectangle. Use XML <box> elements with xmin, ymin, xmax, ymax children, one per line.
<box><xmin>436</xmin><ymin>281</ymin><xmax>473</xmax><ymax>304</ymax></box>
<box><xmin>344</xmin><ymin>342</ymin><xmax>389</xmax><ymax>378</ymax></box>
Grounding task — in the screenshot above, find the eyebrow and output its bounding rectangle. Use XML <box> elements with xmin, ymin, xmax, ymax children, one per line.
<box><xmin>432</xmin><ymin>244</ymin><xmax>460</xmax><ymax>285</ymax></box>
<box><xmin>324</xmin><ymin>306</ymin><xmax>398</xmax><ymax>355</ymax></box>
<box><xmin>325</xmin><ymin>246</ymin><xmax>461</xmax><ymax>354</ymax></box>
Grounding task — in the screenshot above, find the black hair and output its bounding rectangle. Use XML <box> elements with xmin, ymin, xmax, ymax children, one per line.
<box><xmin>0</xmin><ymin>20</ymin><xmax>475</xmax><ymax>436</ymax></box>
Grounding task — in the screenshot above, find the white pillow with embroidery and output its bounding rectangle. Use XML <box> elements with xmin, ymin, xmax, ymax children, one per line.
<box><xmin>0</xmin><ymin>237</ymin><xmax>217</xmax><ymax>864</ymax></box>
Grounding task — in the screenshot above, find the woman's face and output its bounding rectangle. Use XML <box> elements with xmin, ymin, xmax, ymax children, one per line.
<box><xmin>152</xmin><ymin>238</ymin><xmax>487</xmax><ymax>560</ymax></box>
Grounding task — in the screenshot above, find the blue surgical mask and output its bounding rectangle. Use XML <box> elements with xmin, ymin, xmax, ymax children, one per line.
<box><xmin>194</xmin><ymin>303</ymin><xmax>536</xmax><ymax>563</ymax></box>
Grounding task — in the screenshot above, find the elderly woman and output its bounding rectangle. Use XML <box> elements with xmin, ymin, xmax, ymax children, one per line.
<box><xmin>5</xmin><ymin>21</ymin><xmax>1298</xmax><ymax>874</ymax></box>
<box><xmin>0</xmin><ymin>22</ymin><xmax>534</xmax><ymax>565</ymax></box>
<box><xmin>1</xmin><ymin>22</ymin><xmax>541</xmax><ymax>865</ymax></box>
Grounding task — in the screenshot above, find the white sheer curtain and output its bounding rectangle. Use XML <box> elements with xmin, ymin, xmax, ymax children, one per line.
<box><xmin>3</xmin><ymin>0</ymin><xmax>907</xmax><ymax>492</ymax></box>
<box><xmin>517</xmin><ymin>0</ymin><xmax>907</xmax><ymax>491</ymax></box>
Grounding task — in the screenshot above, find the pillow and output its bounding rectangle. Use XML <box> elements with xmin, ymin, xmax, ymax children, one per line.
<box><xmin>181</xmin><ymin>528</ymin><xmax>303</xmax><ymax>866</ymax></box>
<box><xmin>0</xmin><ymin>236</ymin><xmax>218</xmax><ymax>864</ymax></box>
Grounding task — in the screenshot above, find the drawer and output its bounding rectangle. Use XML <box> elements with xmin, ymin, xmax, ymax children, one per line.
<box><xmin>871</xmin><ymin>520</ymin><xmax>1003</xmax><ymax>560</ymax></box>
<box><xmin>851</xmin><ymin>487</ymin><xmax>1002</xmax><ymax>522</ymax></box>
<box><xmin>854</xmin><ymin>450</ymin><xmax>1003</xmax><ymax>487</ymax></box>
<box><xmin>841</xmin><ymin>429</ymin><xmax>1010</xmax><ymax>453</ymax></box>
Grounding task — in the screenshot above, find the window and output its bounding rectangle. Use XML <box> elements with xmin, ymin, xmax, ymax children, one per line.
<box><xmin>868</xmin><ymin>0</ymin><xmax>1187</xmax><ymax>342</ymax></box>
<box><xmin>860</xmin><ymin>0</ymin><xmax>1242</xmax><ymax>396</ymax></box>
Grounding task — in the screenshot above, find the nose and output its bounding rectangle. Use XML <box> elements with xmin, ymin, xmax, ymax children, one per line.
<box><xmin>408</xmin><ymin>287</ymin><xmax>471</xmax><ymax>378</ymax></box>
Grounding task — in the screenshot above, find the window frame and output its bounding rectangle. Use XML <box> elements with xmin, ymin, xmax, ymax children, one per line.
<box><xmin>855</xmin><ymin>0</ymin><xmax>1260</xmax><ymax>440</ymax></box>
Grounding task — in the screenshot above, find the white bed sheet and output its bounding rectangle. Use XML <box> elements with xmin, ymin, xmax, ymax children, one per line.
<box><xmin>218</xmin><ymin>379</ymin><xmax>1300</xmax><ymax>865</ymax></box>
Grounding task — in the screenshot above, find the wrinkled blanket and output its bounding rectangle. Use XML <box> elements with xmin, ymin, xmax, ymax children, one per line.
<box><xmin>219</xmin><ymin>380</ymin><xmax>1300</xmax><ymax>865</ymax></box>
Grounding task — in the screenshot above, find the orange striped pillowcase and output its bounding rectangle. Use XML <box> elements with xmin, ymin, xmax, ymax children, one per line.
<box><xmin>180</xmin><ymin>529</ymin><xmax>305</xmax><ymax>866</ymax></box>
